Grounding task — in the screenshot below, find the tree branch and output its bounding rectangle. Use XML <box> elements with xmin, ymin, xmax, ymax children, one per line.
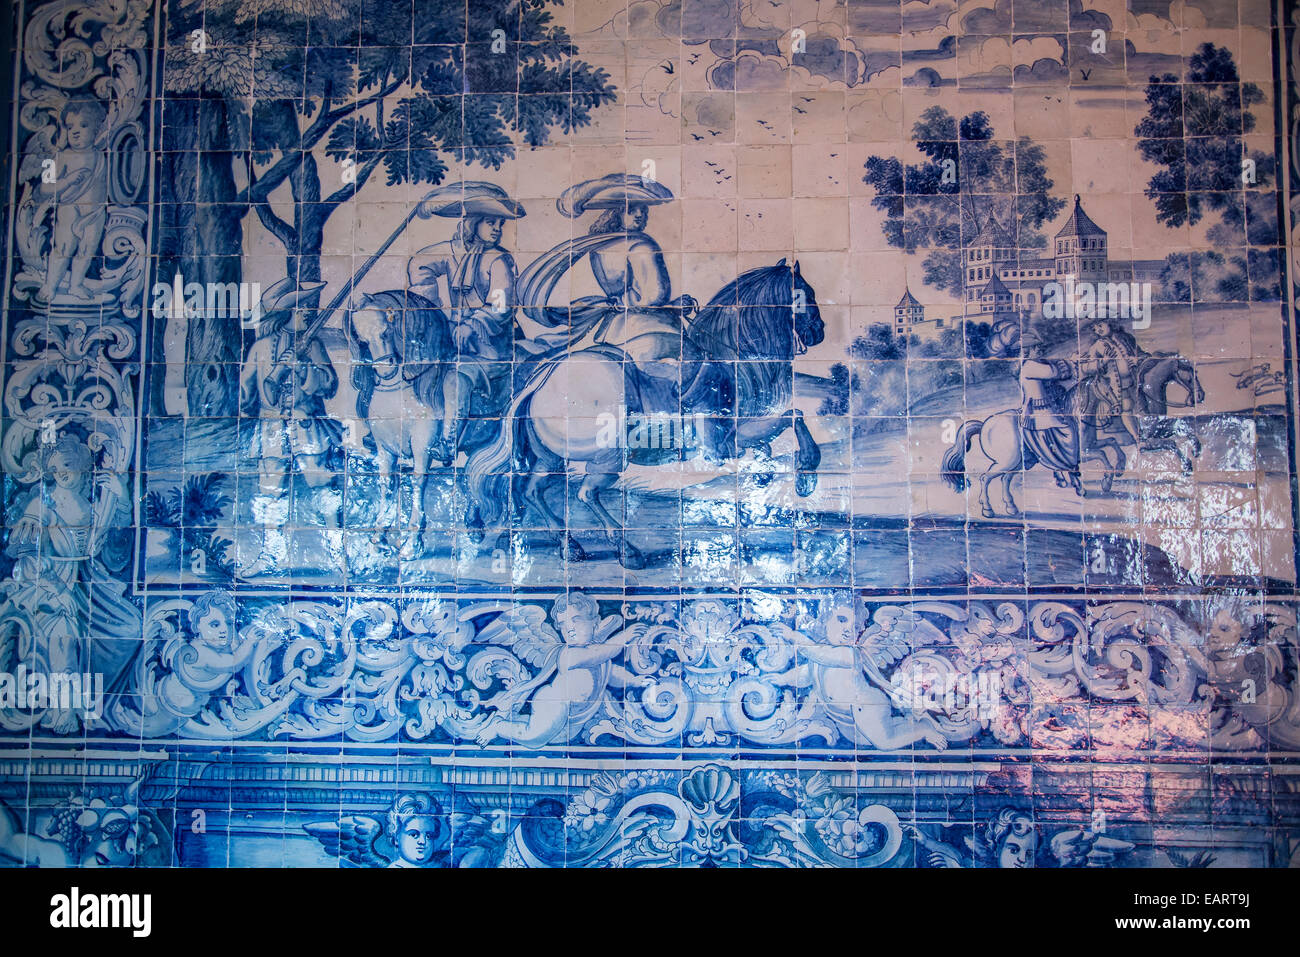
<box><xmin>254</xmin><ymin>203</ymin><xmax>297</xmax><ymax>250</ymax></box>
<box><xmin>319</xmin><ymin>152</ymin><xmax>385</xmax><ymax>211</ymax></box>
<box><xmin>237</xmin><ymin>78</ymin><xmax>402</xmax><ymax>205</ymax></box>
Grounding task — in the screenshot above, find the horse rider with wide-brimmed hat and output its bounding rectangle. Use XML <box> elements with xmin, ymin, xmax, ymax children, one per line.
<box><xmin>406</xmin><ymin>182</ymin><xmax>526</xmax><ymax>462</ymax></box>
<box><xmin>1018</xmin><ymin>326</ymin><xmax>1080</xmax><ymax>485</ymax></box>
<box><xmin>518</xmin><ymin>172</ymin><xmax>698</xmax><ymax>412</ymax></box>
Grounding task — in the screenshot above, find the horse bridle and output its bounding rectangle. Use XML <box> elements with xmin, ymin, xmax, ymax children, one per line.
<box><xmin>352</xmin><ymin>306</ymin><xmax>404</xmax><ymax>387</ymax></box>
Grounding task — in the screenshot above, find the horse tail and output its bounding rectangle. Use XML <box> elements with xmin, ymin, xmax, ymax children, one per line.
<box><xmin>940</xmin><ymin>419</ymin><xmax>983</xmax><ymax>492</ymax></box>
<box><xmin>465</xmin><ymin>393</ymin><xmax>527</xmax><ymax>526</ymax></box>
<box><xmin>466</xmin><ymin>366</ymin><xmax>558</xmax><ymax>524</ymax></box>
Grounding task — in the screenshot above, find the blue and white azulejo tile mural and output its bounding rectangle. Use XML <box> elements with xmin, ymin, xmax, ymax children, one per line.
<box><xmin>0</xmin><ymin>0</ymin><xmax>1299</xmax><ymax>868</ymax></box>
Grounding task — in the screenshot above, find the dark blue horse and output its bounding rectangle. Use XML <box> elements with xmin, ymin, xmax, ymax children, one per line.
<box><xmin>465</xmin><ymin>259</ymin><xmax>824</xmax><ymax>567</ymax></box>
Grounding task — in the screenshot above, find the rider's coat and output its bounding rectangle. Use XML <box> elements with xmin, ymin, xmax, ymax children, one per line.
<box><xmin>240</xmin><ymin>317</ymin><xmax>340</xmax><ymax>463</ymax></box>
<box><xmin>1019</xmin><ymin>356</ymin><xmax>1079</xmax><ymax>472</ymax></box>
<box><xmin>581</xmin><ymin>232</ymin><xmax>686</xmax><ymax>363</ymax></box>
<box><xmin>1080</xmin><ymin>328</ymin><xmax>1142</xmax><ymax>411</ymax></box>
<box><xmin>407</xmin><ymin>235</ymin><xmax>518</xmax><ymax>392</ymax></box>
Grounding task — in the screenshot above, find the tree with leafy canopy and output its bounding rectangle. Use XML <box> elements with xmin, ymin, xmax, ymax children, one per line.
<box><xmin>863</xmin><ymin>108</ymin><xmax>1065</xmax><ymax>298</ymax></box>
<box><xmin>1135</xmin><ymin>42</ymin><xmax>1278</xmax><ymax>303</ymax></box>
<box><xmin>156</xmin><ymin>0</ymin><xmax>615</xmax><ymax>416</ymax></box>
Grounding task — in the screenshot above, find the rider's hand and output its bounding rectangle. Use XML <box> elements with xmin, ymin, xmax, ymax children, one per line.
<box><xmin>677</xmin><ymin>294</ymin><xmax>698</xmax><ymax>318</ymax></box>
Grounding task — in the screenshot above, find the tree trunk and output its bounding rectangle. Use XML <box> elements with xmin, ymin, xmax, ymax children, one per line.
<box><xmin>160</xmin><ymin>95</ymin><xmax>245</xmax><ymax>417</ymax></box>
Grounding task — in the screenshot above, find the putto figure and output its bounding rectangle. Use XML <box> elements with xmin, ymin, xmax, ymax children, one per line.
<box><xmin>470</xmin><ymin>592</ymin><xmax>647</xmax><ymax>749</ymax></box>
<box><xmin>769</xmin><ymin>598</ymin><xmax>950</xmax><ymax>751</ymax></box>
<box><xmin>112</xmin><ymin>590</ymin><xmax>258</xmax><ymax>737</ymax></box>
<box><xmin>35</xmin><ymin>99</ymin><xmax>109</xmax><ymax>303</ymax></box>
<box><xmin>304</xmin><ymin>792</ymin><xmax>450</xmax><ymax>868</ymax></box>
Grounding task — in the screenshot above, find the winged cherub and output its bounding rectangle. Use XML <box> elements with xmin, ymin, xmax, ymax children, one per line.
<box><xmin>469</xmin><ymin>593</ymin><xmax>650</xmax><ymax>749</ymax></box>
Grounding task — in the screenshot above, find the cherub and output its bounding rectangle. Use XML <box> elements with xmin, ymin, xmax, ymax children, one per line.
<box><xmin>36</xmin><ymin>99</ymin><xmax>109</xmax><ymax>302</ymax></box>
<box><xmin>0</xmin><ymin>796</ymin><xmax>69</xmax><ymax>867</ymax></box>
<box><xmin>181</xmin><ymin>590</ymin><xmax>257</xmax><ymax>676</ymax></box>
<box><xmin>470</xmin><ymin>593</ymin><xmax>649</xmax><ymax>749</ymax></box>
<box><xmin>769</xmin><ymin>598</ymin><xmax>949</xmax><ymax>751</ymax></box>
<box><xmin>1185</xmin><ymin>605</ymin><xmax>1300</xmax><ymax>750</ymax></box>
<box><xmin>304</xmin><ymin>792</ymin><xmax>450</xmax><ymax>868</ymax></box>
<box><xmin>907</xmin><ymin>808</ymin><xmax>1135</xmax><ymax>868</ymax></box>
<box><xmin>113</xmin><ymin>590</ymin><xmax>256</xmax><ymax>736</ymax></box>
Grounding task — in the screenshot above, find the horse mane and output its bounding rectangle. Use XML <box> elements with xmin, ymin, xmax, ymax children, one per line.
<box><xmin>690</xmin><ymin>262</ymin><xmax>795</xmax><ymax>360</ymax></box>
<box><xmin>687</xmin><ymin>261</ymin><xmax>800</xmax><ymax>416</ymax></box>
<box><xmin>346</xmin><ymin>289</ymin><xmax>452</xmax><ymax>360</ymax></box>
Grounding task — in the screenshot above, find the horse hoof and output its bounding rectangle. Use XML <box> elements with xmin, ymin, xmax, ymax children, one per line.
<box><xmin>753</xmin><ymin>472</ymin><xmax>775</xmax><ymax>488</ymax></box>
<box><xmin>564</xmin><ymin>535</ymin><xmax>587</xmax><ymax>563</ymax></box>
<box><xmin>466</xmin><ymin>525</ymin><xmax>485</xmax><ymax>545</ymax></box>
<box><xmin>981</xmin><ymin>506</ymin><xmax>996</xmax><ymax>519</ymax></box>
<box><xmin>620</xmin><ymin>542</ymin><xmax>646</xmax><ymax>570</ymax></box>
<box><xmin>795</xmin><ymin>471</ymin><xmax>818</xmax><ymax>497</ymax></box>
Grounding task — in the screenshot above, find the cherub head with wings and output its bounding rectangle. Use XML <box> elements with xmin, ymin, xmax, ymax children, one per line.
<box><xmin>552</xmin><ymin>591</ymin><xmax>602</xmax><ymax>646</ymax></box>
<box><xmin>820</xmin><ymin>593</ymin><xmax>859</xmax><ymax>646</ymax></box>
<box><xmin>983</xmin><ymin>807</ymin><xmax>1037</xmax><ymax>868</ymax></box>
<box><xmin>387</xmin><ymin>793</ymin><xmax>447</xmax><ymax>868</ymax></box>
<box><xmin>304</xmin><ymin>792</ymin><xmax>449</xmax><ymax>868</ymax></box>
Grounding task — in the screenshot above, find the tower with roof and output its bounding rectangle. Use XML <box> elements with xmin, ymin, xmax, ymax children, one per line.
<box><xmin>1053</xmin><ymin>194</ymin><xmax>1107</xmax><ymax>282</ymax></box>
<box><xmin>964</xmin><ymin>218</ymin><xmax>1016</xmax><ymax>304</ymax></box>
<box><xmin>894</xmin><ymin>286</ymin><xmax>924</xmax><ymax>334</ymax></box>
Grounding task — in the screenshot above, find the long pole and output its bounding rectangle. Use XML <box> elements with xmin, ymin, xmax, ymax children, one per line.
<box><xmin>292</xmin><ymin>203</ymin><xmax>426</xmax><ymax>358</ymax></box>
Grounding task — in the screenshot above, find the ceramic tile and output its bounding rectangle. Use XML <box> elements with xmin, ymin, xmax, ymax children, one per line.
<box><xmin>0</xmin><ymin>0</ymin><xmax>1297</xmax><ymax>870</ymax></box>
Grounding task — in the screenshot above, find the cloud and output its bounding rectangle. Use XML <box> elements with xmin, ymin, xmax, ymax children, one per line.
<box><xmin>709</xmin><ymin>52</ymin><xmax>788</xmax><ymax>91</ymax></box>
<box><xmin>597</xmin><ymin>0</ymin><xmax>1211</xmax><ymax>101</ymax></box>
<box><xmin>1014</xmin><ymin>57</ymin><xmax>1071</xmax><ymax>83</ymax></box>
<box><xmin>904</xmin><ymin>67</ymin><xmax>951</xmax><ymax>88</ymax></box>
<box><xmin>1123</xmin><ymin>39</ymin><xmax>1187</xmax><ymax>81</ymax></box>
<box><xmin>958</xmin><ymin>0</ymin><xmax>1111</xmax><ymax>34</ymax></box>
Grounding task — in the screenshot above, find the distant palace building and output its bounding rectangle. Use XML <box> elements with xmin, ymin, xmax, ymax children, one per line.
<box><xmin>960</xmin><ymin>195</ymin><xmax>1163</xmax><ymax>323</ymax></box>
<box><xmin>893</xmin><ymin>285</ymin><xmax>949</xmax><ymax>338</ymax></box>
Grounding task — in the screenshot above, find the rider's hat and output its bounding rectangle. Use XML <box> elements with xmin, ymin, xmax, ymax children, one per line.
<box><xmin>417</xmin><ymin>182</ymin><xmax>526</xmax><ymax>220</ymax></box>
<box><xmin>558</xmin><ymin>173</ymin><xmax>675</xmax><ymax>218</ymax></box>
<box><xmin>259</xmin><ymin>278</ymin><xmax>327</xmax><ymax>316</ymax></box>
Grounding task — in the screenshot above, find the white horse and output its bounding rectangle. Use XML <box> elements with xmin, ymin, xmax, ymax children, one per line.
<box><xmin>346</xmin><ymin>291</ymin><xmax>450</xmax><ymax>557</ymax></box>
